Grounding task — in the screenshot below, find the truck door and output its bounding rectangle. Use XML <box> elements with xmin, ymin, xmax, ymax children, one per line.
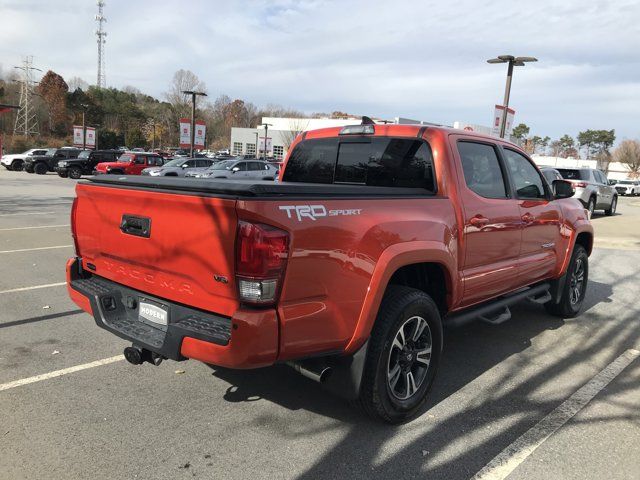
<box><xmin>131</xmin><ymin>155</ymin><xmax>147</xmax><ymax>174</ymax></box>
<box><xmin>452</xmin><ymin>138</ymin><xmax>523</xmax><ymax>306</ymax></box>
<box><xmin>501</xmin><ymin>147</ymin><xmax>561</xmax><ymax>283</ymax></box>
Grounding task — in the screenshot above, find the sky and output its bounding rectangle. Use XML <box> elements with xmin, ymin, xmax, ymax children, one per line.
<box><xmin>1</xmin><ymin>0</ymin><xmax>639</xmax><ymax>142</ymax></box>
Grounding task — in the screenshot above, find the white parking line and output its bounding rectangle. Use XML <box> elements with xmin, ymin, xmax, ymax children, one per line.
<box><xmin>0</xmin><ymin>355</ymin><xmax>124</xmax><ymax>392</ymax></box>
<box><xmin>0</xmin><ymin>224</ymin><xmax>70</xmax><ymax>231</ymax></box>
<box><xmin>0</xmin><ymin>282</ymin><xmax>67</xmax><ymax>294</ymax></box>
<box><xmin>0</xmin><ymin>211</ymin><xmax>56</xmax><ymax>216</ymax></box>
<box><xmin>0</xmin><ymin>245</ymin><xmax>73</xmax><ymax>254</ymax></box>
<box><xmin>472</xmin><ymin>348</ymin><xmax>640</xmax><ymax>480</ymax></box>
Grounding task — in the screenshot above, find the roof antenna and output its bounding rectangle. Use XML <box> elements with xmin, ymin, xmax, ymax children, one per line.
<box><xmin>361</xmin><ymin>116</ymin><xmax>375</xmax><ymax>125</ymax></box>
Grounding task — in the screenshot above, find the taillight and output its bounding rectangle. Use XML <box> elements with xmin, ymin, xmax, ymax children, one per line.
<box><xmin>235</xmin><ymin>221</ymin><xmax>289</xmax><ymax>305</ymax></box>
<box><xmin>71</xmin><ymin>197</ymin><xmax>81</xmax><ymax>256</ymax></box>
<box><xmin>574</xmin><ymin>182</ymin><xmax>587</xmax><ymax>188</ymax></box>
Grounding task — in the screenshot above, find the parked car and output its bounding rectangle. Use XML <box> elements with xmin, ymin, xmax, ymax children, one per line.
<box><xmin>24</xmin><ymin>147</ymin><xmax>82</xmax><ymax>174</ymax></box>
<box><xmin>613</xmin><ymin>179</ymin><xmax>640</xmax><ymax>196</ymax></box>
<box><xmin>66</xmin><ymin>123</ymin><xmax>592</xmax><ymax>423</ymax></box>
<box><xmin>56</xmin><ymin>150</ymin><xmax>121</xmax><ymax>179</ymax></box>
<box><xmin>141</xmin><ymin>157</ymin><xmax>214</xmax><ymax>177</ymax></box>
<box><xmin>94</xmin><ymin>152</ymin><xmax>164</xmax><ymax>175</ymax></box>
<box><xmin>540</xmin><ymin>167</ymin><xmax>563</xmax><ymax>186</ymax></box>
<box><xmin>188</xmin><ymin>159</ymin><xmax>278</xmax><ymax>180</ymax></box>
<box><xmin>1</xmin><ymin>148</ymin><xmax>49</xmax><ymax>171</ymax></box>
<box><xmin>555</xmin><ymin>167</ymin><xmax>617</xmax><ymax>215</ymax></box>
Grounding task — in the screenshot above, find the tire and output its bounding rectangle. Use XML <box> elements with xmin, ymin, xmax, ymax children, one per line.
<box><xmin>358</xmin><ymin>285</ymin><xmax>443</xmax><ymax>423</ymax></box>
<box><xmin>34</xmin><ymin>162</ymin><xmax>48</xmax><ymax>175</ymax></box>
<box><xmin>586</xmin><ymin>197</ymin><xmax>596</xmax><ymax>216</ymax></box>
<box><xmin>605</xmin><ymin>196</ymin><xmax>617</xmax><ymax>216</ymax></box>
<box><xmin>11</xmin><ymin>159</ymin><xmax>24</xmax><ymax>171</ymax></box>
<box><xmin>68</xmin><ymin>167</ymin><xmax>82</xmax><ymax>179</ymax></box>
<box><xmin>57</xmin><ymin>171</ymin><xmax>68</xmax><ymax>178</ymax></box>
<box><xmin>24</xmin><ymin>165</ymin><xmax>34</xmax><ymax>173</ymax></box>
<box><xmin>545</xmin><ymin>244</ymin><xmax>588</xmax><ymax>318</ymax></box>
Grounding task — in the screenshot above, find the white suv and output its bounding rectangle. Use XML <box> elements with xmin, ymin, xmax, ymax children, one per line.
<box><xmin>556</xmin><ymin>168</ymin><xmax>618</xmax><ymax>216</ymax></box>
<box><xmin>614</xmin><ymin>179</ymin><xmax>639</xmax><ymax>196</ymax></box>
<box><xmin>1</xmin><ymin>148</ymin><xmax>48</xmax><ymax>171</ymax></box>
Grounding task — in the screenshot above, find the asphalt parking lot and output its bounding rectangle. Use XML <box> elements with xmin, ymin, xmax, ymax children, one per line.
<box><xmin>1</xmin><ymin>169</ymin><xmax>639</xmax><ymax>480</ymax></box>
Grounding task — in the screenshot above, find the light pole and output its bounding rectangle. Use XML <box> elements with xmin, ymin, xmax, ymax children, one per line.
<box><xmin>181</xmin><ymin>90</ymin><xmax>207</xmax><ymax>157</ymax></box>
<box><xmin>487</xmin><ymin>55</ymin><xmax>537</xmax><ymax>138</ymax></box>
<box><xmin>259</xmin><ymin>122</ymin><xmax>272</xmax><ymax>160</ymax></box>
<box><xmin>254</xmin><ymin>131</ymin><xmax>259</xmax><ymax>159</ymax></box>
<box><xmin>80</xmin><ymin>103</ymin><xmax>89</xmax><ymax>149</ymax></box>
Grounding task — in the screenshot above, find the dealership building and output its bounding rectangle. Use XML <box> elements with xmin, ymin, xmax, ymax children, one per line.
<box><xmin>229</xmin><ymin>116</ymin><xmax>433</xmax><ymax>160</ymax></box>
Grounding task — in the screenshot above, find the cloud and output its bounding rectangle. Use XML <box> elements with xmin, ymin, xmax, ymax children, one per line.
<box><xmin>1</xmin><ymin>0</ymin><xmax>638</xmax><ymax>141</ymax></box>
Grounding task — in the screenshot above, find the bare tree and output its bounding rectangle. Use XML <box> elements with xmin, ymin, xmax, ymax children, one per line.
<box><xmin>67</xmin><ymin>76</ymin><xmax>89</xmax><ymax>92</ymax></box>
<box><xmin>280</xmin><ymin>118</ymin><xmax>310</xmax><ymax>151</ymax></box>
<box><xmin>165</xmin><ymin>69</ymin><xmax>207</xmax><ymax>115</ymax></box>
<box><xmin>613</xmin><ymin>140</ymin><xmax>640</xmax><ymax>178</ymax></box>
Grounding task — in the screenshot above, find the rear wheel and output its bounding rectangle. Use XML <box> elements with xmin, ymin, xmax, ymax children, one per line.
<box><xmin>34</xmin><ymin>162</ymin><xmax>48</xmax><ymax>175</ymax></box>
<box><xmin>586</xmin><ymin>197</ymin><xmax>596</xmax><ymax>216</ymax></box>
<box><xmin>545</xmin><ymin>244</ymin><xmax>588</xmax><ymax>318</ymax></box>
<box><xmin>358</xmin><ymin>286</ymin><xmax>442</xmax><ymax>423</ymax></box>
<box><xmin>68</xmin><ymin>167</ymin><xmax>82</xmax><ymax>179</ymax></box>
<box><xmin>605</xmin><ymin>196</ymin><xmax>617</xmax><ymax>216</ymax></box>
<box><xmin>11</xmin><ymin>159</ymin><xmax>24</xmax><ymax>171</ymax></box>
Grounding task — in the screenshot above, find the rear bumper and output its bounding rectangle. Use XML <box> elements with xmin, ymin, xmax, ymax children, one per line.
<box><xmin>66</xmin><ymin>258</ymin><xmax>278</xmax><ymax>368</ymax></box>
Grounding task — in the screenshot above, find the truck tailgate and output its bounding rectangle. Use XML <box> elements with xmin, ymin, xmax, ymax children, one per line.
<box><xmin>74</xmin><ymin>183</ymin><xmax>239</xmax><ymax>316</ymax></box>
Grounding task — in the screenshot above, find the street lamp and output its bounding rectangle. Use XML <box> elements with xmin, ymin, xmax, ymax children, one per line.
<box><xmin>80</xmin><ymin>103</ymin><xmax>89</xmax><ymax>149</ymax></box>
<box><xmin>487</xmin><ymin>55</ymin><xmax>537</xmax><ymax>138</ymax></box>
<box><xmin>258</xmin><ymin>122</ymin><xmax>272</xmax><ymax>160</ymax></box>
<box><xmin>181</xmin><ymin>90</ymin><xmax>207</xmax><ymax>157</ymax></box>
<box><xmin>254</xmin><ymin>131</ymin><xmax>259</xmax><ymax>159</ymax></box>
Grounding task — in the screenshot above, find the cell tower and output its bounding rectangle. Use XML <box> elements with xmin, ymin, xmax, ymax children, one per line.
<box><xmin>13</xmin><ymin>56</ymin><xmax>41</xmax><ymax>137</ymax></box>
<box><xmin>95</xmin><ymin>0</ymin><xmax>107</xmax><ymax>88</ymax></box>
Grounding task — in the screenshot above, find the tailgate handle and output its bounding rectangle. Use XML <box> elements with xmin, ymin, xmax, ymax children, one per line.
<box><xmin>120</xmin><ymin>215</ymin><xmax>151</xmax><ymax>238</ymax></box>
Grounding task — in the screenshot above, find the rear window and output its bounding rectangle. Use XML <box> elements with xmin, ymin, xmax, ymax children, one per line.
<box><xmin>556</xmin><ymin>169</ymin><xmax>586</xmax><ymax>180</ymax></box>
<box><xmin>282</xmin><ymin>137</ymin><xmax>435</xmax><ymax>191</ymax></box>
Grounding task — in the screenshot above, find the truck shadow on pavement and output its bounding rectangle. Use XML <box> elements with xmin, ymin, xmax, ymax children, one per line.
<box><xmin>207</xmin><ymin>276</ymin><xmax>631</xmax><ymax>480</ymax></box>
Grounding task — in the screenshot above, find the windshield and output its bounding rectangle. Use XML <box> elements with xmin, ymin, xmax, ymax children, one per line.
<box><xmin>209</xmin><ymin>160</ymin><xmax>236</xmax><ymax>170</ymax></box>
<box><xmin>118</xmin><ymin>154</ymin><xmax>133</xmax><ymax>163</ymax></box>
<box><xmin>161</xmin><ymin>159</ymin><xmax>184</xmax><ymax>167</ymax></box>
<box><xmin>556</xmin><ymin>169</ymin><xmax>586</xmax><ymax>180</ymax></box>
<box><xmin>618</xmin><ymin>180</ymin><xmax>634</xmax><ymax>185</ymax></box>
<box><xmin>78</xmin><ymin>151</ymin><xmax>90</xmax><ymax>159</ymax></box>
<box><xmin>46</xmin><ymin>148</ymin><xmax>57</xmax><ymax>156</ymax></box>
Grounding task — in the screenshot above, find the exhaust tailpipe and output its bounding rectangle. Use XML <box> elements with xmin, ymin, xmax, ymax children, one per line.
<box><xmin>124</xmin><ymin>346</ymin><xmax>164</xmax><ymax>366</ymax></box>
<box><xmin>287</xmin><ymin>360</ymin><xmax>332</xmax><ymax>383</ymax></box>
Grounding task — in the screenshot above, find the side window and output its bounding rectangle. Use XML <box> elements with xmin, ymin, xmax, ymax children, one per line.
<box><xmin>184</xmin><ymin>160</ymin><xmax>196</xmax><ymax>168</ymax></box>
<box><xmin>597</xmin><ymin>171</ymin><xmax>607</xmax><ymax>184</ymax></box>
<box><xmin>503</xmin><ymin>149</ymin><xmax>546</xmax><ymax>199</ymax></box>
<box><xmin>248</xmin><ymin>162</ymin><xmax>263</xmax><ymax>171</ymax></box>
<box><xmin>234</xmin><ymin>162</ymin><xmax>247</xmax><ymax>171</ymax></box>
<box><xmin>458</xmin><ymin>142</ymin><xmax>508</xmax><ymax>199</ymax></box>
<box><xmin>134</xmin><ymin>156</ymin><xmax>145</xmax><ymax>165</ymax></box>
<box><xmin>366</xmin><ymin>138</ymin><xmax>435</xmax><ymax>190</ymax></box>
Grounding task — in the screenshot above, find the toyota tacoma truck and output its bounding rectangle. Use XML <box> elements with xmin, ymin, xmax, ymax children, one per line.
<box><xmin>66</xmin><ymin>123</ymin><xmax>593</xmax><ymax>423</ymax></box>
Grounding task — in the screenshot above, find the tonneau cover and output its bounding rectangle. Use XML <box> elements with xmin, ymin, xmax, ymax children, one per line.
<box><xmin>86</xmin><ymin>175</ymin><xmax>433</xmax><ymax>197</ymax></box>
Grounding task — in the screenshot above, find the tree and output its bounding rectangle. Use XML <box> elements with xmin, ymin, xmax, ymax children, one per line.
<box><xmin>165</xmin><ymin>69</ymin><xmax>206</xmax><ymax>116</ymax></box>
<box><xmin>280</xmin><ymin>118</ymin><xmax>310</xmax><ymax>150</ymax></box>
<box><xmin>613</xmin><ymin>140</ymin><xmax>640</xmax><ymax>177</ymax></box>
<box><xmin>38</xmin><ymin>70</ymin><xmax>69</xmax><ymax>136</ymax></box>
<box><xmin>67</xmin><ymin>76</ymin><xmax>89</xmax><ymax>91</ymax></box>
<box><xmin>577</xmin><ymin>129</ymin><xmax>616</xmax><ymax>159</ymax></box>
<box><xmin>512</xmin><ymin>123</ymin><xmax>530</xmax><ymax>140</ymax></box>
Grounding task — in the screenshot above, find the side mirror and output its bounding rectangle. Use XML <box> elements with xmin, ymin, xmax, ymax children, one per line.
<box><xmin>181</xmin><ymin>164</ymin><xmax>188</xmax><ymax>168</ymax></box>
<box><xmin>232</xmin><ymin>167</ymin><xmax>240</xmax><ymax>173</ymax></box>
<box><xmin>553</xmin><ymin>179</ymin><xmax>574</xmax><ymax>199</ymax></box>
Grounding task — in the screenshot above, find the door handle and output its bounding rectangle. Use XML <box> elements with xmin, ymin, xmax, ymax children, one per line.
<box><xmin>469</xmin><ymin>215</ymin><xmax>489</xmax><ymax>228</ymax></box>
<box><xmin>521</xmin><ymin>212</ymin><xmax>534</xmax><ymax>224</ymax></box>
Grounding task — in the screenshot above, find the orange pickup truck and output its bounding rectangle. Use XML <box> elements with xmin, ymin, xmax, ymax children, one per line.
<box><xmin>66</xmin><ymin>123</ymin><xmax>593</xmax><ymax>423</ymax></box>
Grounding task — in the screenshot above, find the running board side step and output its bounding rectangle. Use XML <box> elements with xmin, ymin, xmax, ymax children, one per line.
<box><xmin>445</xmin><ymin>283</ymin><xmax>550</xmax><ymax>328</ymax></box>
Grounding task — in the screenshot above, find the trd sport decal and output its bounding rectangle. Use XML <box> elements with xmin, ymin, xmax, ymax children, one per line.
<box><xmin>279</xmin><ymin>205</ymin><xmax>362</xmax><ymax>221</ymax></box>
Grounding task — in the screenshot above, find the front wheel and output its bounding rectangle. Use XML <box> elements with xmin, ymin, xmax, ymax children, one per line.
<box><xmin>68</xmin><ymin>167</ymin><xmax>82</xmax><ymax>179</ymax></box>
<box><xmin>34</xmin><ymin>162</ymin><xmax>48</xmax><ymax>175</ymax></box>
<box><xmin>545</xmin><ymin>244</ymin><xmax>588</xmax><ymax>318</ymax></box>
<box><xmin>11</xmin><ymin>160</ymin><xmax>24</xmax><ymax>171</ymax></box>
<box><xmin>358</xmin><ymin>286</ymin><xmax>442</xmax><ymax>423</ymax></box>
<box><xmin>605</xmin><ymin>196</ymin><xmax>617</xmax><ymax>216</ymax></box>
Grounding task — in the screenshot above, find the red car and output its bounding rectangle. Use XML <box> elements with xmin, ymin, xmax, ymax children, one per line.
<box><xmin>67</xmin><ymin>123</ymin><xmax>593</xmax><ymax>423</ymax></box>
<box><xmin>94</xmin><ymin>152</ymin><xmax>164</xmax><ymax>175</ymax></box>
